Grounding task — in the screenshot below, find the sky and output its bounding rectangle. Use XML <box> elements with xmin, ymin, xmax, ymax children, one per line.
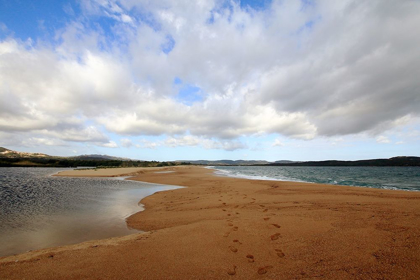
<box><xmin>0</xmin><ymin>0</ymin><xmax>419</xmax><ymax>161</ymax></box>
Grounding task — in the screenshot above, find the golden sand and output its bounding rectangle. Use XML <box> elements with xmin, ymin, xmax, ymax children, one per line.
<box><xmin>1</xmin><ymin>166</ymin><xmax>420</xmax><ymax>279</ymax></box>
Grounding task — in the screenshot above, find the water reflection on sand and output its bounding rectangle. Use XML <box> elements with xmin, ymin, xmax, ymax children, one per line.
<box><xmin>0</xmin><ymin>168</ymin><xmax>180</xmax><ymax>257</ymax></box>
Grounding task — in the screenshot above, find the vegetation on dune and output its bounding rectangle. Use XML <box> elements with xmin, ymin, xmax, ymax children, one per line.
<box><xmin>0</xmin><ymin>158</ymin><xmax>191</xmax><ymax>168</ymax></box>
<box><xmin>0</xmin><ymin>147</ymin><xmax>191</xmax><ymax>168</ymax></box>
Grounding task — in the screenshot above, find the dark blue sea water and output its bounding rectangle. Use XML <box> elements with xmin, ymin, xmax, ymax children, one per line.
<box><xmin>212</xmin><ymin>166</ymin><xmax>420</xmax><ymax>191</ymax></box>
<box><xmin>0</xmin><ymin>168</ymin><xmax>180</xmax><ymax>257</ymax></box>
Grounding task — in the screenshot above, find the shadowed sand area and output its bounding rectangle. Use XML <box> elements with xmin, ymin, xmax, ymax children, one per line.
<box><xmin>1</xmin><ymin>166</ymin><xmax>420</xmax><ymax>279</ymax></box>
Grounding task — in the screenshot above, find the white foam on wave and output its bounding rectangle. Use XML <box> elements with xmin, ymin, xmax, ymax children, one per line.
<box><xmin>206</xmin><ymin>166</ymin><xmax>420</xmax><ymax>192</ymax></box>
<box><xmin>209</xmin><ymin>166</ymin><xmax>305</xmax><ymax>183</ymax></box>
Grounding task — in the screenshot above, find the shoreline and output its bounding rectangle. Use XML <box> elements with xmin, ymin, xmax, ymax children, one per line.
<box><xmin>210</xmin><ymin>165</ymin><xmax>420</xmax><ymax>192</ymax></box>
<box><xmin>0</xmin><ymin>168</ymin><xmax>183</xmax><ymax>258</ymax></box>
<box><xmin>1</xmin><ymin>166</ymin><xmax>420</xmax><ymax>279</ymax></box>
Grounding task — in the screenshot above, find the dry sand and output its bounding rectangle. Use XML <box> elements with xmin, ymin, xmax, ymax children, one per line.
<box><xmin>1</xmin><ymin>166</ymin><xmax>420</xmax><ymax>279</ymax></box>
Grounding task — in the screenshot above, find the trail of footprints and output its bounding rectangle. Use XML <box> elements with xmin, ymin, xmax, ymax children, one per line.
<box><xmin>224</xmin><ymin>199</ymin><xmax>286</xmax><ymax>276</ymax></box>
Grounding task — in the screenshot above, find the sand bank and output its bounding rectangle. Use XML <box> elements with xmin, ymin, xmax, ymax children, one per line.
<box><xmin>1</xmin><ymin>166</ymin><xmax>420</xmax><ymax>279</ymax></box>
<box><xmin>54</xmin><ymin>167</ymin><xmax>164</xmax><ymax>177</ymax></box>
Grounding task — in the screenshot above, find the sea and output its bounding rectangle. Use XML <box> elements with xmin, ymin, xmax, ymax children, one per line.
<box><xmin>211</xmin><ymin>166</ymin><xmax>420</xmax><ymax>192</ymax></box>
<box><xmin>0</xmin><ymin>167</ymin><xmax>180</xmax><ymax>257</ymax></box>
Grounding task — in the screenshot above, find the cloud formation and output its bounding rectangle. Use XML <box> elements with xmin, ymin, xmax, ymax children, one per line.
<box><xmin>1</xmin><ymin>0</ymin><xmax>419</xmax><ymax>153</ymax></box>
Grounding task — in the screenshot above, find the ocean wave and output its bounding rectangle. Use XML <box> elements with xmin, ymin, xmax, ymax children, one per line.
<box><xmin>210</xmin><ymin>166</ymin><xmax>305</xmax><ymax>183</ymax></box>
<box><xmin>208</xmin><ymin>166</ymin><xmax>420</xmax><ymax>192</ymax></box>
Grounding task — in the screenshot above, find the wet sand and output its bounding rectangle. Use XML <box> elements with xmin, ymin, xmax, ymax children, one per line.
<box><xmin>1</xmin><ymin>166</ymin><xmax>420</xmax><ymax>279</ymax></box>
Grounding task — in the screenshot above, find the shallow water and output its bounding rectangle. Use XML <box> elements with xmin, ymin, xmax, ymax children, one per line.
<box><xmin>212</xmin><ymin>166</ymin><xmax>420</xmax><ymax>191</ymax></box>
<box><xmin>0</xmin><ymin>168</ymin><xmax>180</xmax><ymax>257</ymax></box>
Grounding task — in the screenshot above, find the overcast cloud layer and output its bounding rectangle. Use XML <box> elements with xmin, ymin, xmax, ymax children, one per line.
<box><xmin>0</xmin><ymin>0</ymin><xmax>419</xmax><ymax>159</ymax></box>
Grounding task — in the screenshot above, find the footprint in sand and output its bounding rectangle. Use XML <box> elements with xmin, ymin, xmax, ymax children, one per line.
<box><xmin>246</xmin><ymin>254</ymin><xmax>255</xmax><ymax>263</ymax></box>
<box><xmin>229</xmin><ymin>246</ymin><xmax>238</xmax><ymax>253</ymax></box>
<box><xmin>228</xmin><ymin>222</ymin><xmax>234</xmax><ymax>226</ymax></box>
<box><xmin>263</xmin><ymin>209</ymin><xmax>268</xmax><ymax>213</ymax></box>
<box><xmin>258</xmin><ymin>265</ymin><xmax>273</xmax><ymax>275</ymax></box>
<box><xmin>271</xmin><ymin>224</ymin><xmax>281</xmax><ymax>228</ymax></box>
<box><xmin>136</xmin><ymin>236</ymin><xmax>149</xmax><ymax>241</ymax></box>
<box><xmin>270</xmin><ymin>233</ymin><xmax>281</xmax><ymax>240</ymax></box>
<box><xmin>233</xmin><ymin>239</ymin><xmax>242</xmax><ymax>245</ymax></box>
<box><xmin>233</xmin><ymin>226</ymin><xmax>239</xmax><ymax>231</ymax></box>
<box><xmin>263</xmin><ymin>217</ymin><xmax>270</xmax><ymax>221</ymax></box>
<box><xmin>224</xmin><ymin>232</ymin><xmax>231</xmax><ymax>237</ymax></box>
<box><xmin>275</xmin><ymin>249</ymin><xmax>285</xmax><ymax>258</ymax></box>
<box><xmin>227</xmin><ymin>265</ymin><xmax>237</xmax><ymax>276</ymax></box>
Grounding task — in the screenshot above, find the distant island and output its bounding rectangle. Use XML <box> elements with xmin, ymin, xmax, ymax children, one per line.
<box><xmin>264</xmin><ymin>157</ymin><xmax>420</xmax><ymax>167</ymax></box>
<box><xmin>1</xmin><ymin>147</ymin><xmax>419</xmax><ymax>167</ymax></box>
<box><xmin>181</xmin><ymin>157</ymin><xmax>420</xmax><ymax>167</ymax></box>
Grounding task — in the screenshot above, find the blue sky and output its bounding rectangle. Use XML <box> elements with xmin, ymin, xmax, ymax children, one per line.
<box><xmin>1</xmin><ymin>0</ymin><xmax>419</xmax><ymax>161</ymax></box>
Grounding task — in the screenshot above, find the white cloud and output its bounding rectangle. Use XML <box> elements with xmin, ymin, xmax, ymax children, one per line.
<box><xmin>0</xmin><ymin>132</ymin><xmax>23</xmax><ymax>147</ymax></box>
<box><xmin>204</xmin><ymin>140</ymin><xmax>246</xmax><ymax>151</ymax></box>
<box><xmin>331</xmin><ymin>138</ymin><xmax>344</xmax><ymax>146</ymax></box>
<box><xmin>100</xmin><ymin>141</ymin><xmax>118</xmax><ymax>148</ymax></box>
<box><xmin>165</xmin><ymin>135</ymin><xmax>200</xmax><ymax>147</ymax></box>
<box><xmin>120</xmin><ymin>138</ymin><xmax>133</xmax><ymax>148</ymax></box>
<box><xmin>164</xmin><ymin>135</ymin><xmax>246</xmax><ymax>151</ymax></box>
<box><xmin>23</xmin><ymin>137</ymin><xmax>67</xmax><ymax>147</ymax></box>
<box><xmin>272</xmin><ymin>139</ymin><xmax>284</xmax><ymax>147</ymax></box>
<box><xmin>137</xmin><ymin>139</ymin><xmax>159</xmax><ymax>149</ymax></box>
<box><xmin>376</xmin><ymin>136</ymin><xmax>391</xmax><ymax>144</ymax></box>
<box><xmin>134</xmin><ymin>135</ymin><xmax>246</xmax><ymax>151</ymax></box>
<box><xmin>42</xmin><ymin>126</ymin><xmax>109</xmax><ymax>143</ymax></box>
<box><xmin>1</xmin><ymin>0</ymin><xmax>420</xmax><ymax>155</ymax></box>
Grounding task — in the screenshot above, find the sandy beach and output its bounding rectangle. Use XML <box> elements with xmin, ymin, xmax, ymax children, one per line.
<box><xmin>1</xmin><ymin>166</ymin><xmax>420</xmax><ymax>279</ymax></box>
